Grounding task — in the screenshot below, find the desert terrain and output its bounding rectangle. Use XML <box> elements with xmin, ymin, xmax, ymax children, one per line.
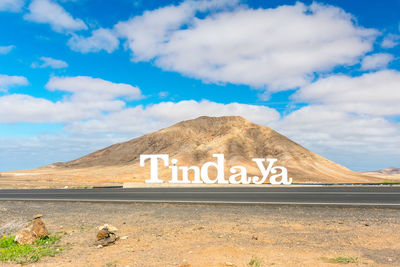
<box><xmin>0</xmin><ymin>201</ymin><xmax>399</xmax><ymax>266</ymax></box>
<box><xmin>360</xmin><ymin>168</ymin><xmax>400</xmax><ymax>181</ymax></box>
<box><xmin>0</xmin><ymin>116</ymin><xmax>389</xmax><ymax>189</ymax></box>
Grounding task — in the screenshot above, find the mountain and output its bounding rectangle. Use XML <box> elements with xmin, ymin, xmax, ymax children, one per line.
<box><xmin>360</xmin><ymin>167</ymin><xmax>400</xmax><ymax>180</ymax></box>
<box><xmin>1</xmin><ymin>116</ymin><xmax>381</xmax><ymax>188</ymax></box>
<box><xmin>369</xmin><ymin>167</ymin><xmax>400</xmax><ymax>175</ymax></box>
<box><xmin>46</xmin><ymin>116</ymin><xmax>379</xmax><ymax>184</ymax></box>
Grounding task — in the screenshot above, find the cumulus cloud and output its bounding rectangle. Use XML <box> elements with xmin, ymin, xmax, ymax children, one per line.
<box><xmin>46</xmin><ymin>76</ymin><xmax>142</xmax><ymax>101</ymax></box>
<box><xmin>272</xmin><ymin>105</ymin><xmax>400</xmax><ymax>170</ymax></box>
<box><xmin>0</xmin><ymin>74</ymin><xmax>28</xmax><ymax>91</ymax></box>
<box><xmin>65</xmin><ymin>100</ymin><xmax>280</xmax><ymax>134</ymax></box>
<box><xmin>0</xmin><ymin>45</ymin><xmax>15</xmax><ymax>54</ymax></box>
<box><xmin>294</xmin><ymin>70</ymin><xmax>400</xmax><ymax>116</ymax></box>
<box><xmin>381</xmin><ymin>33</ymin><xmax>400</xmax><ymax>48</ymax></box>
<box><xmin>360</xmin><ymin>53</ymin><xmax>393</xmax><ymax>70</ymax></box>
<box><xmin>68</xmin><ymin>28</ymin><xmax>120</xmax><ymax>53</ymax></box>
<box><xmin>24</xmin><ymin>0</ymin><xmax>87</xmax><ymax>32</ymax></box>
<box><xmin>0</xmin><ymin>76</ymin><xmax>142</xmax><ymax>123</ymax></box>
<box><xmin>0</xmin><ymin>0</ymin><xmax>25</xmax><ymax>12</ymax></box>
<box><xmin>274</xmin><ymin>106</ymin><xmax>400</xmax><ymax>148</ymax></box>
<box><xmin>116</xmin><ymin>1</ymin><xmax>377</xmax><ymax>91</ymax></box>
<box><xmin>31</xmin><ymin>56</ymin><xmax>68</xmax><ymax>69</ymax></box>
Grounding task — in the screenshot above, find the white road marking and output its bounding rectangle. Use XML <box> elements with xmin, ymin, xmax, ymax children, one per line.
<box><xmin>0</xmin><ymin>198</ymin><xmax>399</xmax><ymax>206</ymax></box>
<box><xmin>0</xmin><ymin>191</ymin><xmax>399</xmax><ymax>195</ymax></box>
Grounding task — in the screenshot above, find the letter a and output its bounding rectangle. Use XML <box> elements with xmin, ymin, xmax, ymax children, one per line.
<box><xmin>229</xmin><ymin>166</ymin><xmax>250</xmax><ymax>184</ymax></box>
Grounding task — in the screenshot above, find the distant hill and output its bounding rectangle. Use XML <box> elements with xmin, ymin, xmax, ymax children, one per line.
<box><xmin>370</xmin><ymin>167</ymin><xmax>400</xmax><ymax>175</ymax></box>
<box><xmin>360</xmin><ymin>167</ymin><xmax>400</xmax><ymax>180</ymax></box>
<box><xmin>50</xmin><ymin>116</ymin><xmax>378</xmax><ymax>184</ymax></box>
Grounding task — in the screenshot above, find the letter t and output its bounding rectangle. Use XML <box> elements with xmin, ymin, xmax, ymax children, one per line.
<box><xmin>140</xmin><ymin>154</ymin><xmax>169</xmax><ymax>183</ymax></box>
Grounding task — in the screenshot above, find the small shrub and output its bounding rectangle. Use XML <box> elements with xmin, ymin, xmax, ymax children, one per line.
<box><xmin>322</xmin><ymin>256</ymin><xmax>359</xmax><ymax>264</ymax></box>
<box><xmin>246</xmin><ymin>257</ymin><xmax>262</xmax><ymax>267</ymax></box>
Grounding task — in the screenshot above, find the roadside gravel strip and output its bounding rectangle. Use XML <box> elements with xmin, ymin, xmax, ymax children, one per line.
<box><xmin>0</xmin><ymin>201</ymin><xmax>399</xmax><ymax>266</ymax></box>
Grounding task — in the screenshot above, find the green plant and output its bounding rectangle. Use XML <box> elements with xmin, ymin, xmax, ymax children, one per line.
<box><xmin>0</xmin><ymin>235</ymin><xmax>62</xmax><ymax>264</ymax></box>
<box><xmin>105</xmin><ymin>261</ymin><xmax>117</xmax><ymax>267</ymax></box>
<box><xmin>322</xmin><ymin>256</ymin><xmax>359</xmax><ymax>264</ymax></box>
<box><xmin>246</xmin><ymin>257</ymin><xmax>262</xmax><ymax>267</ymax></box>
<box><xmin>383</xmin><ymin>179</ymin><xmax>400</xmax><ymax>184</ymax></box>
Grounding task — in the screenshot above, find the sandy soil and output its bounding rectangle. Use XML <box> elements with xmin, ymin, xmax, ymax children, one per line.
<box><xmin>0</xmin><ymin>202</ymin><xmax>399</xmax><ymax>266</ymax></box>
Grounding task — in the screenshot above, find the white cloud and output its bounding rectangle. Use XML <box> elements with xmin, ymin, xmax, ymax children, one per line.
<box><xmin>294</xmin><ymin>70</ymin><xmax>400</xmax><ymax>116</ymax></box>
<box><xmin>46</xmin><ymin>76</ymin><xmax>142</xmax><ymax>101</ymax></box>
<box><xmin>0</xmin><ymin>0</ymin><xmax>24</xmax><ymax>12</ymax></box>
<box><xmin>360</xmin><ymin>53</ymin><xmax>393</xmax><ymax>70</ymax></box>
<box><xmin>32</xmin><ymin>56</ymin><xmax>68</xmax><ymax>69</ymax></box>
<box><xmin>116</xmin><ymin>1</ymin><xmax>377</xmax><ymax>91</ymax></box>
<box><xmin>272</xmin><ymin>105</ymin><xmax>400</xmax><ymax>170</ymax></box>
<box><xmin>24</xmin><ymin>0</ymin><xmax>87</xmax><ymax>32</ymax></box>
<box><xmin>381</xmin><ymin>33</ymin><xmax>400</xmax><ymax>48</ymax></box>
<box><xmin>274</xmin><ymin>106</ymin><xmax>399</xmax><ymax>147</ymax></box>
<box><xmin>115</xmin><ymin>0</ymin><xmax>239</xmax><ymax>58</ymax></box>
<box><xmin>115</xmin><ymin>2</ymin><xmax>198</xmax><ymax>61</ymax></box>
<box><xmin>0</xmin><ymin>76</ymin><xmax>143</xmax><ymax>123</ymax></box>
<box><xmin>0</xmin><ymin>74</ymin><xmax>28</xmax><ymax>91</ymax></box>
<box><xmin>68</xmin><ymin>28</ymin><xmax>120</xmax><ymax>53</ymax></box>
<box><xmin>0</xmin><ymin>45</ymin><xmax>15</xmax><ymax>54</ymax></box>
<box><xmin>65</xmin><ymin>100</ymin><xmax>280</xmax><ymax>134</ymax></box>
<box><xmin>0</xmin><ymin>134</ymin><xmax>126</xmax><ymax>171</ymax></box>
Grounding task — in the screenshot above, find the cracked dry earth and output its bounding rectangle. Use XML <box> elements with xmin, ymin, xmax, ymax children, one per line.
<box><xmin>0</xmin><ymin>201</ymin><xmax>399</xmax><ymax>266</ymax></box>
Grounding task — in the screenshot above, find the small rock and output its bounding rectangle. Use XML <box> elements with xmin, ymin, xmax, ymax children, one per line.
<box><xmin>32</xmin><ymin>218</ymin><xmax>47</xmax><ymax>237</ymax></box>
<box><xmin>96</xmin><ymin>245</ymin><xmax>103</xmax><ymax>248</ymax></box>
<box><xmin>33</xmin><ymin>214</ymin><xmax>43</xmax><ymax>219</ymax></box>
<box><xmin>15</xmin><ymin>217</ymin><xmax>48</xmax><ymax>245</ymax></box>
<box><xmin>98</xmin><ymin>224</ymin><xmax>118</xmax><ymax>232</ymax></box>
<box><xmin>218</xmin><ymin>235</ymin><xmax>223</xmax><ymax>238</ymax></box>
<box><xmin>225</xmin><ymin>262</ymin><xmax>233</xmax><ymax>266</ymax></box>
<box><xmin>120</xmin><ymin>236</ymin><xmax>128</xmax><ymax>240</ymax></box>
<box><xmin>95</xmin><ymin>228</ymin><xmax>119</xmax><ymax>247</ymax></box>
<box><xmin>364</xmin><ymin>223</ymin><xmax>370</xmax><ymax>226</ymax></box>
<box><xmin>252</xmin><ymin>235</ymin><xmax>258</xmax><ymax>240</ymax></box>
<box><xmin>97</xmin><ymin>230</ymin><xmax>109</xmax><ymax>240</ymax></box>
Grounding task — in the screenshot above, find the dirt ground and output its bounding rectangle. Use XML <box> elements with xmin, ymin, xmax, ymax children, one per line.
<box><xmin>0</xmin><ymin>201</ymin><xmax>399</xmax><ymax>267</ymax></box>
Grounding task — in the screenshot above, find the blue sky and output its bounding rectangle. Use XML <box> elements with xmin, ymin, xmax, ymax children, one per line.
<box><xmin>0</xmin><ymin>0</ymin><xmax>399</xmax><ymax>171</ymax></box>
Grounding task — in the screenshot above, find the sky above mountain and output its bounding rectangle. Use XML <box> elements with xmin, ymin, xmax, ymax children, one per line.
<box><xmin>0</xmin><ymin>0</ymin><xmax>399</xmax><ymax>171</ymax></box>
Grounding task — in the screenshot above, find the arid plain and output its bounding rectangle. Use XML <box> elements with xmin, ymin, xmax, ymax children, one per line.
<box><xmin>1</xmin><ymin>201</ymin><xmax>399</xmax><ymax>267</ymax></box>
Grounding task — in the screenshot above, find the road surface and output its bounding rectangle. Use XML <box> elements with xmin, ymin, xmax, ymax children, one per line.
<box><xmin>0</xmin><ymin>186</ymin><xmax>399</xmax><ymax>206</ymax></box>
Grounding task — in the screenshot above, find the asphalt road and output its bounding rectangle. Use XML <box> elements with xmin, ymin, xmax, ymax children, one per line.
<box><xmin>0</xmin><ymin>186</ymin><xmax>399</xmax><ymax>206</ymax></box>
